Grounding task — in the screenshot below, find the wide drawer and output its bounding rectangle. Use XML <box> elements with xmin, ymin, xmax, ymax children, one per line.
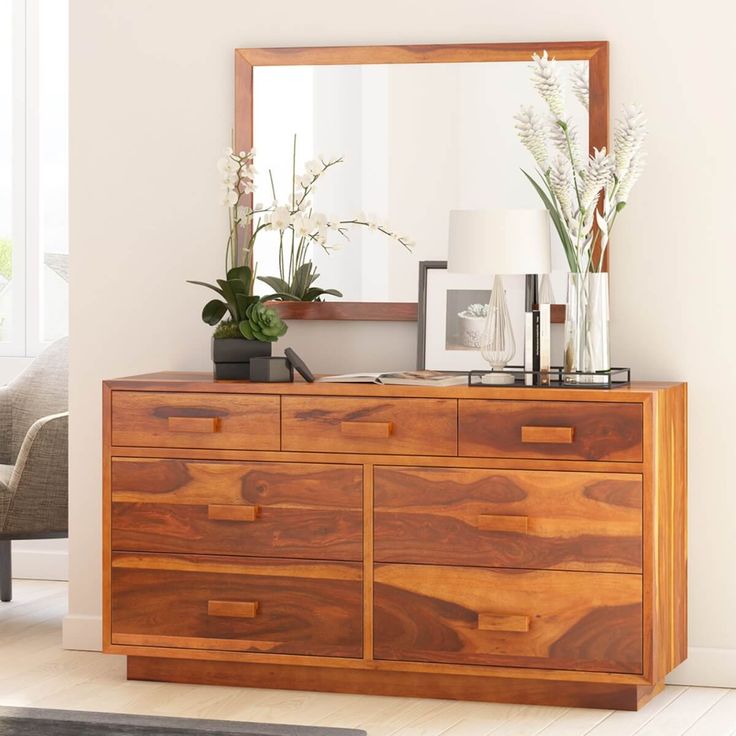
<box><xmin>374</xmin><ymin>563</ymin><xmax>642</xmax><ymax>674</ymax></box>
<box><xmin>111</xmin><ymin>459</ymin><xmax>363</xmax><ymax>560</ymax></box>
<box><xmin>458</xmin><ymin>400</ymin><xmax>643</xmax><ymax>461</ymax></box>
<box><xmin>111</xmin><ymin>391</ymin><xmax>280</xmax><ymax>450</ymax></box>
<box><xmin>111</xmin><ymin>553</ymin><xmax>363</xmax><ymax>658</ymax></box>
<box><xmin>374</xmin><ymin>466</ymin><xmax>642</xmax><ymax>573</ymax></box>
<box><xmin>281</xmin><ymin>396</ymin><xmax>457</xmax><ymax>456</ymax></box>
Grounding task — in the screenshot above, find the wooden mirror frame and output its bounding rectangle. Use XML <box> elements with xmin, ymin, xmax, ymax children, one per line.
<box><xmin>235</xmin><ymin>41</ymin><xmax>609</xmax><ymax>322</ymax></box>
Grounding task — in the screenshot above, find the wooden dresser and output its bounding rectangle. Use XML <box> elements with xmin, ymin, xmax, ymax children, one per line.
<box><xmin>102</xmin><ymin>373</ymin><xmax>687</xmax><ymax>710</ymax></box>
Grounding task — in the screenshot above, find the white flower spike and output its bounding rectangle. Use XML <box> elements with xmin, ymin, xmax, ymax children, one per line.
<box><xmin>514</xmin><ymin>106</ymin><xmax>549</xmax><ymax>171</ymax></box>
<box><xmin>569</xmin><ymin>63</ymin><xmax>589</xmax><ymax>111</ymax></box>
<box><xmin>530</xmin><ymin>51</ymin><xmax>565</xmax><ymax>119</ymax></box>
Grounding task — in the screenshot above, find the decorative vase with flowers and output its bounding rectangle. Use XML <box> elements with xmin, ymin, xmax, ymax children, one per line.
<box><xmin>516</xmin><ymin>51</ymin><xmax>647</xmax><ymax>382</ymax></box>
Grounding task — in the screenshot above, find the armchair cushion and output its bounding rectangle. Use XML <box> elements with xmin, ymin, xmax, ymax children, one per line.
<box><xmin>8</xmin><ymin>337</ymin><xmax>68</xmax><ymax>464</ymax></box>
<box><xmin>1</xmin><ymin>412</ymin><xmax>68</xmax><ymax>536</ymax></box>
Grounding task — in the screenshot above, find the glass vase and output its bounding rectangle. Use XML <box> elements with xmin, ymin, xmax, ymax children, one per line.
<box><xmin>563</xmin><ymin>273</ymin><xmax>610</xmax><ymax>384</ymax></box>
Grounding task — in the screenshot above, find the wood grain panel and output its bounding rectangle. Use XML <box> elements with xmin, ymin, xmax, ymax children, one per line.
<box><xmin>111</xmin><ymin>459</ymin><xmax>362</xmax><ymax>560</ymax></box>
<box><xmin>374</xmin><ymin>466</ymin><xmax>642</xmax><ymax>573</ymax></box>
<box><xmin>104</xmin><ymin>374</ymin><xmax>679</xmax><ymax>402</ymax></box>
<box><xmin>374</xmin><ymin>563</ymin><xmax>642</xmax><ymax>674</ymax></box>
<box><xmin>267</xmin><ymin>301</ymin><xmax>418</xmax><ymax>321</ymax></box>
<box><xmin>111</xmin><ymin>391</ymin><xmax>280</xmax><ymax>450</ymax></box>
<box><xmin>648</xmin><ymin>383</ymin><xmax>688</xmax><ymax>681</ymax></box>
<box><xmin>128</xmin><ymin>656</ymin><xmax>661</xmax><ymax>710</ymax></box>
<box><xmin>111</xmin><ymin>553</ymin><xmax>362</xmax><ymax>658</ymax></box>
<box><xmin>459</xmin><ymin>400</ymin><xmax>643</xmax><ymax>461</ymax></box>
<box><xmin>282</xmin><ymin>396</ymin><xmax>457</xmax><ymax>456</ymax></box>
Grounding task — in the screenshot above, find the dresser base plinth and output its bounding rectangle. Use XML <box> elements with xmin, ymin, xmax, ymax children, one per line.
<box><xmin>127</xmin><ymin>656</ymin><xmax>663</xmax><ymax>711</ymax></box>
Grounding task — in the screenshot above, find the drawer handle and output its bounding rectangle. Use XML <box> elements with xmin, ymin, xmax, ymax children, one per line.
<box><xmin>207</xmin><ymin>504</ymin><xmax>260</xmax><ymax>522</ymax></box>
<box><xmin>476</xmin><ymin>514</ymin><xmax>528</xmax><ymax>533</ymax></box>
<box><xmin>167</xmin><ymin>416</ymin><xmax>221</xmax><ymax>433</ymax></box>
<box><xmin>340</xmin><ymin>421</ymin><xmax>393</xmax><ymax>439</ymax></box>
<box><xmin>208</xmin><ymin>600</ymin><xmax>259</xmax><ymax>618</ymax></box>
<box><xmin>520</xmin><ymin>425</ymin><xmax>574</xmax><ymax>444</ymax></box>
<box><xmin>478</xmin><ymin>613</ymin><xmax>530</xmax><ymax>632</ymax></box>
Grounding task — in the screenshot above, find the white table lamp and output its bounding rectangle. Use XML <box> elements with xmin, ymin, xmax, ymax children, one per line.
<box><xmin>448</xmin><ymin>209</ymin><xmax>551</xmax><ymax>384</ymax></box>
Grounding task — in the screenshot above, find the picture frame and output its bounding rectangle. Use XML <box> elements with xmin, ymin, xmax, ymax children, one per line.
<box><xmin>416</xmin><ymin>261</ymin><xmax>526</xmax><ymax>371</ymax></box>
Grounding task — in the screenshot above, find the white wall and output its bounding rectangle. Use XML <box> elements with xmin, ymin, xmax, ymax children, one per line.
<box><xmin>69</xmin><ymin>0</ymin><xmax>736</xmax><ymax>685</ymax></box>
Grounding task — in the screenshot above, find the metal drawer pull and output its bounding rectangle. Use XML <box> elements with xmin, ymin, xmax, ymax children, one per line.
<box><xmin>207</xmin><ymin>504</ymin><xmax>260</xmax><ymax>522</ymax></box>
<box><xmin>208</xmin><ymin>600</ymin><xmax>259</xmax><ymax>618</ymax></box>
<box><xmin>167</xmin><ymin>416</ymin><xmax>221</xmax><ymax>433</ymax></box>
<box><xmin>340</xmin><ymin>421</ymin><xmax>393</xmax><ymax>439</ymax></box>
<box><xmin>478</xmin><ymin>613</ymin><xmax>530</xmax><ymax>632</ymax></box>
<box><xmin>476</xmin><ymin>514</ymin><xmax>528</xmax><ymax>533</ymax></box>
<box><xmin>520</xmin><ymin>426</ymin><xmax>574</xmax><ymax>444</ymax></box>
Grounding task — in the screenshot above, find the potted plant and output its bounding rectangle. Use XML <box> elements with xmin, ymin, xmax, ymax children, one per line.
<box><xmin>457</xmin><ymin>303</ymin><xmax>488</xmax><ymax>348</ymax></box>
<box><xmin>188</xmin><ymin>265</ymin><xmax>287</xmax><ymax>380</ymax></box>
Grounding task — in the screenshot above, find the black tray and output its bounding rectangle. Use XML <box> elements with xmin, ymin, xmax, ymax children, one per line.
<box><xmin>467</xmin><ymin>366</ymin><xmax>631</xmax><ymax>389</ymax></box>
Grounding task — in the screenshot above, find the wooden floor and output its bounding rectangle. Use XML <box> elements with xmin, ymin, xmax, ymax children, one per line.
<box><xmin>1</xmin><ymin>580</ymin><xmax>735</xmax><ymax>736</ymax></box>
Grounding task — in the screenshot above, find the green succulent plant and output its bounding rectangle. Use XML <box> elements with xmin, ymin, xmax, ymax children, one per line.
<box><xmin>188</xmin><ymin>265</ymin><xmax>287</xmax><ymax>343</ymax></box>
<box><xmin>240</xmin><ymin>301</ymin><xmax>287</xmax><ymax>342</ymax></box>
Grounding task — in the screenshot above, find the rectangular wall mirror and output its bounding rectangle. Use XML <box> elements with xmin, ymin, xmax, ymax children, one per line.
<box><xmin>235</xmin><ymin>42</ymin><xmax>608</xmax><ymax>321</ymax></box>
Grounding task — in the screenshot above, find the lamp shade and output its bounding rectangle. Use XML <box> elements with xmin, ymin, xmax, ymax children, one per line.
<box><xmin>447</xmin><ymin>209</ymin><xmax>551</xmax><ymax>276</ymax></box>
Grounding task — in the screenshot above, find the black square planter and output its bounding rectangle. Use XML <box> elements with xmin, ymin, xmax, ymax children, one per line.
<box><xmin>212</xmin><ymin>338</ymin><xmax>272</xmax><ymax>380</ymax></box>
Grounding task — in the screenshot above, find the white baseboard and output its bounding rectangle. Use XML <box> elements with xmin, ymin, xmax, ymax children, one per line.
<box><xmin>62</xmin><ymin>614</ymin><xmax>102</xmax><ymax>651</ymax></box>
<box><xmin>667</xmin><ymin>647</ymin><xmax>736</xmax><ymax>687</ymax></box>
<box><xmin>12</xmin><ymin>548</ymin><xmax>69</xmax><ymax>581</ymax></box>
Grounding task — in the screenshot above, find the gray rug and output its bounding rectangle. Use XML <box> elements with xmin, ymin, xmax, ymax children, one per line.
<box><xmin>0</xmin><ymin>707</ymin><xmax>365</xmax><ymax>736</ymax></box>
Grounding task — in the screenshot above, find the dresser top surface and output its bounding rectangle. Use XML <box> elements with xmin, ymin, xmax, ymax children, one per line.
<box><xmin>104</xmin><ymin>371</ymin><xmax>685</xmax><ymax>402</ymax></box>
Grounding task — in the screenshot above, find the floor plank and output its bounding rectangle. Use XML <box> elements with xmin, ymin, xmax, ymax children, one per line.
<box><xmin>680</xmin><ymin>689</ymin><xmax>736</xmax><ymax>736</ymax></box>
<box><xmin>632</xmin><ymin>687</ymin><xmax>730</xmax><ymax>736</ymax></box>
<box><xmin>585</xmin><ymin>687</ymin><xmax>688</xmax><ymax>735</ymax></box>
<box><xmin>535</xmin><ymin>707</ymin><xmax>613</xmax><ymax>735</ymax></box>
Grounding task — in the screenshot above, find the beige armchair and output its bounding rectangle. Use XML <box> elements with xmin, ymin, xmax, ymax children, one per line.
<box><xmin>0</xmin><ymin>337</ymin><xmax>68</xmax><ymax>601</ymax></box>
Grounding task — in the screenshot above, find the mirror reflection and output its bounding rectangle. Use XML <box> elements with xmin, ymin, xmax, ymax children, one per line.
<box><xmin>251</xmin><ymin>60</ymin><xmax>589</xmax><ymax>303</ymax></box>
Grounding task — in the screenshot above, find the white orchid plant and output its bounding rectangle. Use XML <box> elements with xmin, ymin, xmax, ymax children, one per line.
<box><xmin>515</xmin><ymin>51</ymin><xmax>647</xmax><ymax>274</ymax></box>
<box><xmin>217</xmin><ymin>137</ymin><xmax>414</xmax><ymax>301</ymax></box>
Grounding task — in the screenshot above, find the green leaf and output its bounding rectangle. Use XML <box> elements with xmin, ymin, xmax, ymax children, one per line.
<box><xmin>258</xmin><ymin>275</ymin><xmax>291</xmax><ymax>293</ymax></box>
<box><xmin>186</xmin><ymin>280</ymin><xmax>225</xmax><ymax>298</ymax></box>
<box><xmin>291</xmin><ymin>263</ymin><xmax>316</xmax><ymax>299</ymax></box>
<box><xmin>216</xmin><ymin>279</ymin><xmax>239</xmax><ymax>320</ymax></box>
<box><xmin>302</xmin><ymin>286</ymin><xmax>343</xmax><ymax>301</ymax></box>
<box><xmin>261</xmin><ymin>292</ymin><xmax>301</xmax><ymax>302</ymax></box>
<box><xmin>226</xmin><ymin>265</ymin><xmax>253</xmax><ymax>292</ymax></box>
<box><xmin>238</xmin><ymin>320</ymin><xmax>255</xmax><ymax>340</ymax></box>
<box><xmin>202</xmin><ymin>299</ymin><xmax>228</xmax><ymax>326</ymax></box>
<box><xmin>227</xmin><ymin>277</ymin><xmax>247</xmax><ymax>296</ymax></box>
<box><xmin>235</xmin><ymin>292</ymin><xmax>258</xmax><ymax>318</ymax></box>
<box><xmin>521</xmin><ymin>169</ymin><xmax>578</xmax><ymax>272</ymax></box>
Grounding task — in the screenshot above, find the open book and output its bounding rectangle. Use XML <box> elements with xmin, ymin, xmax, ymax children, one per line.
<box><xmin>316</xmin><ymin>370</ymin><xmax>467</xmax><ymax>387</ymax></box>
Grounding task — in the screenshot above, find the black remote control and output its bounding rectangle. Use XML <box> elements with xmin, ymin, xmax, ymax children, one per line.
<box><xmin>284</xmin><ymin>347</ymin><xmax>315</xmax><ymax>383</ymax></box>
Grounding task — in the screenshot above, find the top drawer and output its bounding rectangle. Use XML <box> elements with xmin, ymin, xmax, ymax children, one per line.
<box><xmin>459</xmin><ymin>400</ymin><xmax>643</xmax><ymax>462</ymax></box>
<box><xmin>111</xmin><ymin>391</ymin><xmax>280</xmax><ymax>450</ymax></box>
<box><xmin>282</xmin><ymin>396</ymin><xmax>457</xmax><ymax>456</ymax></box>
